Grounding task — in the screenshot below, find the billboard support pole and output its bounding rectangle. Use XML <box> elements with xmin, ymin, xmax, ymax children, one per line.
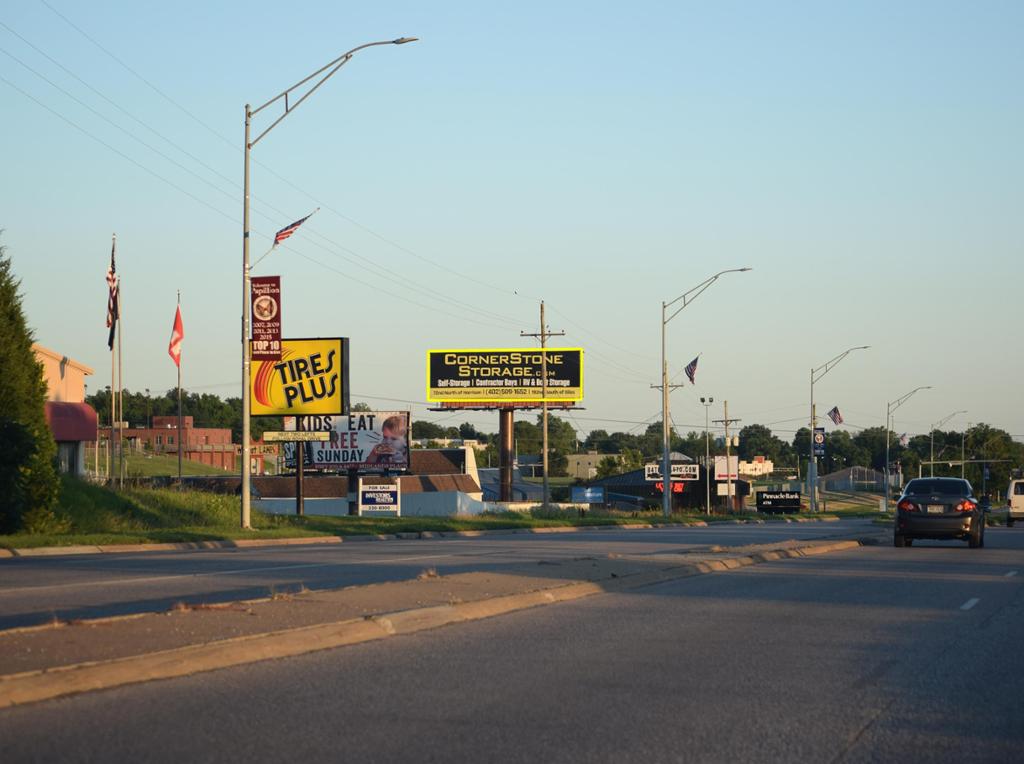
<box><xmin>295</xmin><ymin>416</ymin><xmax>304</xmax><ymax>516</ymax></box>
<box><xmin>499</xmin><ymin>410</ymin><xmax>514</xmax><ymax>502</ymax></box>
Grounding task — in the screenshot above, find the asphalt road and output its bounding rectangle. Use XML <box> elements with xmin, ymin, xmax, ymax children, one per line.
<box><xmin>3</xmin><ymin>525</ymin><xmax>1023</xmax><ymax>763</ymax></box>
<box><xmin>0</xmin><ymin>520</ymin><xmax>872</xmax><ymax>630</ymax></box>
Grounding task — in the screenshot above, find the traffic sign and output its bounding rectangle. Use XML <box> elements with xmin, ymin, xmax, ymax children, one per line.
<box><xmin>262</xmin><ymin>430</ymin><xmax>331</xmax><ymax>442</ymax></box>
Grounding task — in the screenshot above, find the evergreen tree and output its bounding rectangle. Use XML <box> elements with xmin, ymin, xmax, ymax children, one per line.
<box><xmin>0</xmin><ymin>241</ymin><xmax>59</xmax><ymax>532</ymax></box>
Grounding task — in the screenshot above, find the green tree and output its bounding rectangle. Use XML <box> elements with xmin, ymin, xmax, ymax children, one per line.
<box><xmin>412</xmin><ymin>420</ymin><xmax>447</xmax><ymax>440</ymax></box>
<box><xmin>737</xmin><ymin>424</ymin><xmax>785</xmax><ymax>463</ymax></box>
<box><xmin>852</xmin><ymin>427</ymin><xmax>891</xmax><ymax>471</ymax></box>
<box><xmin>0</xmin><ymin>242</ymin><xmax>59</xmax><ymax>532</ymax></box>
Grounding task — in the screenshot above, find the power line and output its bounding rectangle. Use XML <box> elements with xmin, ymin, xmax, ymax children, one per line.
<box><xmin>1</xmin><ymin>31</ymin><xmax>527</xmax><ymax>330</ymax></box>
<box><xmin>38</xmin><ymin>0</ymin><xmax>531</xmax><ymax>301</ymax></box>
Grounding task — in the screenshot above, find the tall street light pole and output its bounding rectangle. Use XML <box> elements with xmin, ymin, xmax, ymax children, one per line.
<box><xmin>240</xmin><ymin>37</ymin><xmax>417</xmax><ymax>529</ymax></box>
<box><xmin>700</xmin><ymin>396</ymin><xmax>714</xmax><ymax>515</ymax></box>
<box><xmin>884</xmin><ymin>385</ymin><xmax>931</xmax><ymax>511</ymax></box>
<box><xmin>808</xmin><ymin>346</ymin><xmax>868</xmax><ymax>512</ymax></box>
<box><xmin>930</xmin><ymin>410</ymin><xmax>967</xmax><ymax>477</ymax></box>
<box><xmin>659</xmin><ymin>268</ymin><xmax>751</xmax><ymax>518</ymax></box>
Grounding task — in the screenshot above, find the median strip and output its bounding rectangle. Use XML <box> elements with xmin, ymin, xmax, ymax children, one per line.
<box><xmin>0</xmin><ymin>537</ymin><xmax>867</xmax><ymax>709</ymax></box>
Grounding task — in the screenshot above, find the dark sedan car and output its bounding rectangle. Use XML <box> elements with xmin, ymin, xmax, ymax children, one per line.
<box><xmin>894</xmin><ymin>477</ymin><xmax>985</xmax><ymax>548</ymax></box>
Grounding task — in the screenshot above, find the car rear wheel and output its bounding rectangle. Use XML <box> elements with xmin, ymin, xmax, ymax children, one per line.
<box><xmin>894</xmin><ymin>532</ymin><xmax>907</xmax><ymax>548</ymax></box>
<box><xmin>969</xmin><ymin>523</ymin><xmax>983</xmax><ymax>549</ymax></box>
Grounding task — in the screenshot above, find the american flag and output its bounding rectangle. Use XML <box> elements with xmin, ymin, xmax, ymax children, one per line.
<box><xmin>105</xmin><ymin>237</ymin><xmax>119</xmax><ymax>350</ymax></box>
<box><xmin>273</xmin><ymin>209</ymin><xmax>317</xmax><ymax>246</ymax></box>
<box><xmin>826</xmin><ymin>406</ymin><xmax>843</xmax><ymax>425</ymax></box>
<box><xmin>684</xmin><ymin>356</ymin><xmax>699</xmax><ymax>384</ymax></box>
<box><xmin>168</xmin><ymin>304</ymin><xmax>184</xmax><ymax>368</ymax></box>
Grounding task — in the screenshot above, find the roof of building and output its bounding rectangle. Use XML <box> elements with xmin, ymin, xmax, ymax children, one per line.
<box><xmin>819</xmin><ymin>466</ymin><xmax>884</xmax><ymax>481</ymax></box>
<box><xmin>44</xmin><ymin>401</ymin><xmax>98</xmax><ymax>442</ymax></box>
<box><xmin>32</xmin><ymin>344</ymin><xmax>94</xmax><ymax>375</ymax></box>
<box><xmin>476</xmin><ymin>468</ymin><xmax>544</xmax><ymax>501</ymax></box>
<box><xmin>410</xmin><ymin>448</ymin><xmax>468</xmax><ymax>475</ymax></box>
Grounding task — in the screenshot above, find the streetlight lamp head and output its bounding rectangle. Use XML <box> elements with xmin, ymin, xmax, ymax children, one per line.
<box><xmin>393</xmin><ymin>37</ymin><xmax>418</xmax><ymax>44</ymax></box>
<box><xmin>738</xmin><ymin>267</ymin><xmax>752</xmax><ymax>272</ymax></box>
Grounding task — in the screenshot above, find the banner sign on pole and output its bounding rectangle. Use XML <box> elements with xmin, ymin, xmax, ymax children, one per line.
<box><xmin>250</xmin><ymin>276</ymin><xmax>282</xmax><ymax>361</ymax></box>
<box><xmin>813</xmin><ymin>427</ymin><xmax>826</xmax><ymax>457</ymax></box>
<box><xmin>250</xmin><ymin>337</ymin><xmax>349</xmax><ymax>416</ymax></box>
<box><xmin>645</xmin><ymin>463</ymin><xmax>700</xmax><ymax>481</ymax></box>
<box><xmin>282</xmin><ymin>411</ymin><xmax>410</xmax><ymax>471</ymax></box>
<box><xmin>358</xmin><ymin>478</ymin><xmax>400</xmax><ymax>517</ymax></box>
<box><xmin>426</xmin><ymin>348</ymin><xmax>583</xmax><ymax>403</ymax></box>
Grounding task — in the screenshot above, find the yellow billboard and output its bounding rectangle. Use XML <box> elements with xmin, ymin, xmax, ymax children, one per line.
<box><xmin>251</xmin><ymin>337</ymin><xmax>349</xmax><ymax>416</ymax></box>
<box><xmin>426</xmin><ymin>348</ymin><xmax>584</xmax><ymax>403</ymax></box>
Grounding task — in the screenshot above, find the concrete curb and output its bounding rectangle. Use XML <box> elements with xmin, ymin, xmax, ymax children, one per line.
<box><xmin>0</xmin><ymin>538</ymin><xmax>864</xmax><ymax>709</ymax></box>
<box><xmin>0</xmin><ymin>515</ymin><xmax>846</xmax><ymax>558</ymax></box>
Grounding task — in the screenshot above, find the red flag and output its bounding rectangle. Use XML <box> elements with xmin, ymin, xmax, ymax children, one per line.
<box><xmin>168</xmin><ymin>305</ymin><xmax>184</xmax><ymax>367</ymax></box>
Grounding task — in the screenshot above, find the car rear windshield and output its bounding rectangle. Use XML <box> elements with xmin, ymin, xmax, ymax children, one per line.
<box><xmin>904</xmin><ymin>479</ymin><xmax>970</xmax><ymax>496</ymax></box>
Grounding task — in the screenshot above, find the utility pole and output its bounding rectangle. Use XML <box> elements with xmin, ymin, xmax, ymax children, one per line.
<box><xmin>713</xmin><ymin>401</ymin><xmax>741</xmax><ymax>513</ymax></box>
<box><xmin>700</xmin><ymin>396</ymin><xmax>714</xmax><ymax>515</ymax></box>
<box><xmin>651</xmin><ymin>375</ymin><xmax>685</xmax><ymax>515</ymax></box>
<box><xmin>522</xmin><ymin>301</ymin><xmax>564</xmax><ymax>508</ymax></box>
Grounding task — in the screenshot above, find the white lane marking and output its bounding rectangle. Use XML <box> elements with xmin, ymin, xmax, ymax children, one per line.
<box><xmin>0</xmin><ymin>554</ymin><xmax>454</xmax><ymax>595</ymax></box>
<box><xmin>1006</xmin><ymin>571</ymin><xmax>1019</xmax><ymax>578</ymax></box>
<box><xmin>960</xmin><ymin>598</ymin><xmax>980</xmax><ymax>611</ymax></box>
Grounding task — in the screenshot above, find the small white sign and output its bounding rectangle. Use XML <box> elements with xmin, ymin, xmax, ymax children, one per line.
<box><xmin>358</xmin><ymin>479</ymin><xmax>401</xmax><ymax>517</ymax></box>
<box><xmin>714</xmin><ymin>455</ymin><xmax>739</xmax><ymax>480</ymax></box>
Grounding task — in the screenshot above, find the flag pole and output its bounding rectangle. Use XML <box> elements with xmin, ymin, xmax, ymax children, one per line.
<box><xmin>117</xmin><ymin>273</ymin><xmax>124</xmax><ymax>487</ymax></box>
<box><xmin>177</xmin><ymin>291</ymin><xmax>183</xmax><ymax>487</ymax></box>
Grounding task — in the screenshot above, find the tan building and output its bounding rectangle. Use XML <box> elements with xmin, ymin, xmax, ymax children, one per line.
<box><xmin>566</xmin><ymin>451</ymin><xmax>607</xmax><ymax>480</ymax></box>
<box><xmin>33</xmin><ymin>343</ymin><xmax>98</xmax><ymax>475</ymax></box>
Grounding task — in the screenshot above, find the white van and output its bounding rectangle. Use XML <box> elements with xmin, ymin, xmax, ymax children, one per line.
<box><xmin>1008</xmin><ymin>479</ymin><xmax>1024</xmax><ymax>527</ymax></box>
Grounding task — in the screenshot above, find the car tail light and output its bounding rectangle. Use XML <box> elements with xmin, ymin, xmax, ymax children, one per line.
<box><xmin>956</xmin><ymin>500</ymin><xmax>977</xmax><ymax>512</ymax></box>
<box><xmin>898</xmin><ymin>499</ymin><xmax>917</xmax><ymax>511</ymax></box>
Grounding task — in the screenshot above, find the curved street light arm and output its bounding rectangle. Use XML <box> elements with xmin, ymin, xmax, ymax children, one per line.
<box><xmin>887</xmin><ymin>385</ymin><xmax>932</xmax><ymax>418</ymax></box>
<box><xmin>933</xmin><ymin>409</ymin><xmax>967</xmax><ymax>431</ymax></box>
<box><xmin>250</xmin><ymin>38</ymin><xmax>417</xmax><ymax>147</ymax></box>
<box><xmin>663</xmin><ymin>267</ymin><xmax>751</xmax><ymax>325</ymax></box>
<box><xmin>812</xmin><ymin>345</ymin><xmax>870</xmax><ymax>384</ymax></box>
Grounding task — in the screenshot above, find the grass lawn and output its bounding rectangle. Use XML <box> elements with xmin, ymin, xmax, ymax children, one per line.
<box><xmin>1</xmin><ymin>477</ymin><xmax>879</xmax><ymax>551</ymax></box>
<box><xmin>100</xmin><ymin>451</ymin><xmax>235</xmax><ymax>477</ymax></box>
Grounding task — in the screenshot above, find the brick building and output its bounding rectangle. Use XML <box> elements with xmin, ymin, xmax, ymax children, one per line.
<box><xmin>99</xmin><ymin>415</ymin><xmax>272</xmax><ymax>473</ymax></box>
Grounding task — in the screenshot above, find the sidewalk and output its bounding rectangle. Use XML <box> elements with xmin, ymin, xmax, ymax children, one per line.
<box><xmin>0</xmin><ymin>531</ymin><xmax>883</xmax><ymax>709</ymax></box>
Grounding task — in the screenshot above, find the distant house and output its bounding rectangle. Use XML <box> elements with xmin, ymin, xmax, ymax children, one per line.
<box><xmin>739</xmin><ymin>456</ymin><xmax>774</xmax><ymax>477</ymax></box>
<box><xmin>33</xmin><ymin>344</ymin><xmax>98</xmax><ymax>476</ymax></box>
<box><xmin>476</xmin><ymin>467</ymin><xmax>544</xmax><ymax>502</ymax></box>
<box><xmin>566</xmin><ymin>451</ymin><xmax>606</xmax><ymax>480</ymax></box>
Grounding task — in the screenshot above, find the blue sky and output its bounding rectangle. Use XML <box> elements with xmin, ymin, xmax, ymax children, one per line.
<box><xmin>2</xmin><ymin>1</ymin><xmax>1021</xmax><ymax>443</ymax></box>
